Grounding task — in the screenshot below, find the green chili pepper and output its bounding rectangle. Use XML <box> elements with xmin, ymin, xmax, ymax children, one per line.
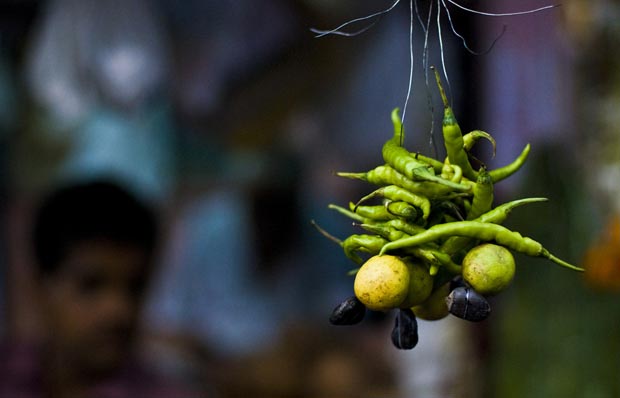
<box><xmin>311</xmin><ymin>220</ymin><xmax>381</xmax><ymax>264</ymax></box>
<box><xmin>488</xmin><ymin>144</ymin><xmax>531</xmax><ymax>183</ymax></box>
<box><xmin>385</xmin><ymin>201</ymin><xmax>418</xmax><ymax>220</ymax></box>
<box><xmin>329</xmin><ymin>203</ymin><xmax>425</xmax><ymax>236</ymax></box>
<box><xmin>433</xmin><ymin>67</ymin><xmax>478</xmax><ymax>181</ymax></box>
<box><xmin>463</xmin><ymin>130</ymin><xmax>496</xmax><ymax>156</ymax></box>
<box><xmin>408</xmin><ymin>247</ymin><xmax>442</xmax><ymax>275</ymax></box>
<box><xmin>412</xmin><ymin>152</ymin><xmax>444</xmax><ymax>173</ymax></box>
<box><xmin>379</xmin><ymin>220</ymin><xmax>583</xmax><ymax>271</ymax></box>
<box><xmin>467</xmin><ymin>167</ymin><xmax>494</xmax><ymax>220</ymax></box>
<box><xmin>476</xmin><ymin>197</ymin><xmax>548</xmax><ymax>224</ymax></box>
<box><xmin>382</xmin><ymin>108</ymin><xmax>432</xmax><ymax>175</ymax></box>
<box><xmin>408</xmin><ymin>246</ymin><xmax>460</xmax><ymax>276</ymax></box>
<box><xmin>441</xmin><ymin>197</ymin><xmax>548</xmax><ymax>255</ymax></box>
<box><xmin>385</xmin><ymin>219</ymin><xmax>426</xmax><ymax>236</ymax></box>
<box><xmin>441</xmin><ymin>163</ymin><xmax>464</xmax><ymax>184</ymax></box>
<box><xmin>349</xmin><ymin>202</ymin><xmax>395</xmax><ymax>222</ymax></box>
<box><xmin>441</xmin><ymin>162</ymin><xmax>454</xmax><ymax>181</ymax></box>
<box><xmin>359</xmin><ymin>222</ymin><xmax>408</xmax><ymax>242</ymax></box>
<box><xmin>356</xmin><ymin>185</ymin><xmax>432</xmax><ymax>220</ymax></box>
<box><xmin>344</xmin><ymin>234</ymin><xmax>388</xmax><ymax>264</ymax></box>
<box><xmin>328</xmin><ymin>203</ymin><xmax>367</xmax><ymax>224</ymax></box>
<box><xmin>430</xmin><ymin>250</ymin><xmax>462</xmax><ymax>275</ymax></box>
<box><xmin>382</xmin><ymin>109</ymin><xmax>473</xmax><ymax>190</ymax></box>
<box><xmin>337</xmin><ymin>164</ymin><xmax>469</xmax><ymax>198</ymax></box>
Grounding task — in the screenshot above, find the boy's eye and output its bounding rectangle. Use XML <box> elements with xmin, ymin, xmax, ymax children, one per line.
<box><xmin>73</xmin><ymin>272</ymin><xmax>147</xmax><ymax>299</ymax></box>
<box><xmin>128</xmin><ymin>276</ymin><xmax>147</xmax><ymax>297</ymax></box>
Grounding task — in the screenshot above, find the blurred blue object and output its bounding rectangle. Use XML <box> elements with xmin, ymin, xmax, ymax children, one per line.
<box><xmin>57</xmin><ymin>102</ymin><xmax>175</xmax><ymax>202</ymax></box>
<box><xmin>145</xmin><ymin>189</ymin><xmax>283</xmax><ymax>356</ymax></box>
<box><xmin>22</xmin><ymin>0</ymin><xmax>173</xmax><ymax>200</ymax></box>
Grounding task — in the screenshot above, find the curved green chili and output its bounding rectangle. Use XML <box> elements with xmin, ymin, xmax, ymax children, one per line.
<box><xmin>382</xmin><ymin>108</ymin><xmax>433</xmax><ymax>175</ymax></box>
<box><xmin>441</xmin><ymin>163</ymin><xmax>463</xmax><ymax>184</ymax></box>
<box><xmin>386</xmin><ymin>201</ymin><xmax>418</xmax><ymax>220</ymax></box>
<box><xmin>329</xmin><ymin>203</ymin><xmax>423</xmax><ymax>235</ymax></box>
<box><xmin>428</xmin><ymin>250</ymin><xmax>462</xmax><ymax>275</ymax></box>
<box><xmin>407</xmin><ymin>247</ymin><xmax>442</xmax><ymax>275</ymax></box>
<box><xmin>433</xmin><ymin>67</ymin><xmax>478</xmax><ymax>181</ymax></box>
<box><xmin>412</xmin><ymin>152</ymin><xmax>444</xmax><ymax>173</ymax></box>
<box><xmin>328</xmin><ymin>203</ymin><xmax>367</xmax><ymax>223</ymax></box>
<box><xmin>385</xmin><ymin>219</ymin><xmax>426</xmax><ymax>236</ymax></box>
<box><xmin>488</xmin><ymin>144</ymin><xmax>530</xmax><ymax>183</ymax></box>
<box><xmin>379</xmin><ymin>220</ymin><xmax>583</xmax><ymax>271</ymax></box>
<box><xmin>359</xmin><ymin>222</ymin><xmax>408</xmax><ymax>242</ymax></box>
<box><xmin>337</xmin><ymin>164</ymin><xmax>470</xmax><ymax>197</ymax></box>
<box><xmin>408</xmin><ymin>246</ymin><xmax>462</xmax><ymax>276</ymax></box>
<box><xmin>466</xmin><ymin>167</ymin><xmax>494</xmax><ymax>220</ymax></box>
<box><xmin>463</xmin><ymin>130</ymin><xmax>496</xmax><ymax>156</ymax></box>
<box><xmin>441</xmin><ymin>197</ymin><xmax>548</xmax><ymax>255</ymax></box>
<box><xmin>357</xmin><ymin>221</ymin><xmax>425</xmax><ymax>246</ymax></box>
<box><xmin>382</xmin><ymin>108</ymin><xmax>472</xmax><ymax>190</ymax></box>
<box><xmin>476</xmin><ymin>197</ymin><xmax>547</xmax><ymax>224</ymax></box>
<box><xmin>356</xmin><ymin>185</ymin><xmax>431</xmax><ymax>220</ymax></box>
<box><xmin>441</xmin><ymin>161</ymin><xmax>454</xmax><ymax>181</ymax></box>
<box><xmin>344</xmin><ymin>234</ymin><xmax>388</xmax><ymax>264</ymax></box>
<box><xmin>311</xmin><ymin>220</ymin><xmax>377</xmax><ymax>265</ymax></box>
<box><xmin>349</xmin><ymin>202</ymin><xmax>395</xmax><ymax>222</ymax></box>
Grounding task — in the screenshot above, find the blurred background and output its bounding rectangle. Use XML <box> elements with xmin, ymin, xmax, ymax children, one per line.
<box><xmin>0</xmin><ymin>0</ymin><xmax>619</xmax><ymax>396</ymax></box>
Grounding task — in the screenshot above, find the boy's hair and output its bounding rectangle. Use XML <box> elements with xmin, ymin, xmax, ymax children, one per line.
<box><xmin>32</xmin><ymin>179</ymin><xmax>159</xmax><ymax>275</ymax></box>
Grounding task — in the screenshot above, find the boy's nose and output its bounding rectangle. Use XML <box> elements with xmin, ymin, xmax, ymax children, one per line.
<box><xmin>100</xmin><ymin>291</ymin><xmax>138</xmax><ymax>325</ymax></box>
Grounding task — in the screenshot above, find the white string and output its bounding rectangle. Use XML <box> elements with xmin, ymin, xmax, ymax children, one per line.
<box><xmin>436</xmin><ymin>0</ymin><xmax>451</xmax><ymax>107</ymax></box>
<box><xmin>400</xmin><ymin>0</ymin><xmax>415</xmax><ymax>142</ymax></box>
<box><xmin>422</xmin><ymin>0</ymin><xmax>433</xmax><ymax>93</ymax></box>
<box><xmin>442</xmin><ymin>0</ymin><xmax>508</xmax><ymax>55</ymax></box>
<box><xmin>412</xmin><ymin>0</ymin><xmax>429</xmax><ymax>95</ymax></box>
<box><xmin>310</xmin><ymin>23</ymin><xmax>377</xmax><ymax>37</ymax></box>
<box><xmin>310</xmin><ymin>0</ymin><xmax>557</xmax><ymax>152</ymax></box>
<box><xmin>442</xmin><ymin>0</ymin><xmax>479</xmax><ymax>54</ymax></box>
<box><xmin>422</xmin><ymin>0</ymin><xmax>437</xmax><ymax>155</ymax></box>
<box><xmin>414</xmin><ymin>0</ymin><xmax>426</xmax><ymax>30</ymax></box>
<box><xmin>444</xmin><ymin>0</ymin><xmax>557</xmax><ymax>17</ymax></box>
<box><xmin>310</xmin><ymin>0</ymin><xmax>402</xmax><ymax>38</ymax></box>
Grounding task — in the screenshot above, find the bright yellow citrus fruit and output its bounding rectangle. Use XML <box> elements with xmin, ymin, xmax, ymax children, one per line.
<box><xmin>354</xmin><ymin>255</ymin><xmax>410</xmax><ymax>311</ymax></box>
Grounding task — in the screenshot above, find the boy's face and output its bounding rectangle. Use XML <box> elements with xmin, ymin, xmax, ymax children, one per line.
<box><xmin>40</xmin><ymin>239</ymin><xmax>152</xmax><ymax>375</ymax></box>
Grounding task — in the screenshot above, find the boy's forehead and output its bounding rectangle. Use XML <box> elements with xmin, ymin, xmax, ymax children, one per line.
<box><xmin>58</xmin><ymin>239</ymin><xmax>152</xmax><ymax>277</ymax></box>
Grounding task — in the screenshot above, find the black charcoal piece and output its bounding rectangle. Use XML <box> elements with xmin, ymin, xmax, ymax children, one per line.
<box><xmin>329</xmin><ymin>296</ymin><xmax>366</xmax><ymax>325</ymax></box>
<box><xmin>391</xmin><ymin>309</ymin><xmax>419</xmax><ymax>350</ymax></box>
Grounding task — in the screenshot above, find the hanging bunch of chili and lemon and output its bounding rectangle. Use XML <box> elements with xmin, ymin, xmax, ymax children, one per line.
<box><xmin>318</xmin><ymin>68</ymin><xmax>583</xmax><ymax>350</ymax></box>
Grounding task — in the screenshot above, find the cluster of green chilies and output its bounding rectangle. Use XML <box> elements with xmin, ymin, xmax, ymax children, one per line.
<box><xmin>323</xmin><ymin>69</ymin><xmax>583</xmax><ymax>278</ymax></box>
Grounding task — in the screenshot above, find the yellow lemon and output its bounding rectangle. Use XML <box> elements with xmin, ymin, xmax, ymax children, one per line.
<box><xmin>354</xmin><ymin>255</ymin><xmax>410</xmax><ymax>311</ymax></box>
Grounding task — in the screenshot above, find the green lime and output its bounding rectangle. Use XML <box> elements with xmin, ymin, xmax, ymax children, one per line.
<box><xmin>399</xmin><ymin>260</ymin><xmax>433</xmax><ymax>308</ymax></box>
<box><xmin>412</xmin><ymin>282</ymin><xmax>450</xmax><ymax>321</ymax></box>
<box><xmin>462</xmin><ymin>243</ymin><xmax>515</xmax><ymax>295</ymax></box>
